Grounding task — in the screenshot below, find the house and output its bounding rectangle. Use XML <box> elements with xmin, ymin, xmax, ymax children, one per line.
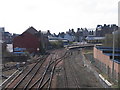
<box><xmin>64</xmin><ymin>32</ymin><xmax>75</xmax><ymax>42</ymax></box>
<box><xmin>94</xmin><ymin>46</ymin><xmax>120</xmax><ymax>83</ymax></box>
<box><xmin>48</xmin><ymin>35</ymin><xmax>68</xmax><ymax>47</ymax></box>
<box><xmin>85</xmin><ymin>35</ymin><xmax>105</xmax><ymax>44</ymax></box>
<box><xmin>75</xmin><ymin>28</ymin><xmax>83</xmax><ymax>42</ymax></box>
<box><xmin>13</xmin><ymin>26</ymin><xmax>49</xmax><ymax>53</ymax></box>
<box><xmin>57</xmin><ymin>31</ymin><xmax>75</xmax><ymax>42</ymax></box>
<box><xmin>95</xmin><ymin>24</ymin><xmax>118</xmax><ymax>37</ymax></box>
<box><xmin>76</xmin><ymin>28</ymin><xmax>95</xmax><ymax>42</ymax></box>
<box><xmin>4</xmin><ymin>32</ymin><xmax>13</xmax><ymax>44</ymax></box>
<box><xmin>0</xmin><ymin>27</ymin><xmax>13</xmax><ymax>44</ymax></box>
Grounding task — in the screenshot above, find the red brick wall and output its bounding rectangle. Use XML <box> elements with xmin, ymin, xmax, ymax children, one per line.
<box><xmin>13</xmin><ymin>32</ymin><xmax>40</xmax><ymax>53</ymax></box>
<box><xmin>94</xmin><ymin>47</ymin><xmax>120</xmax><ymax>75</ymax></box>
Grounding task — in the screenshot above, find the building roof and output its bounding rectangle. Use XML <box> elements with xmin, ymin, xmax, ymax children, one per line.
<box><xmin>100</xmin><ymin>49</ymin><xmax>120</xmax><ymax>52</ymax></box>
<box><xmin>23</xmin><ymin>26</ymin><xmax>38</xmax><ymax>35</ymax></box>
<box><xmin>0</xmin><ymin>40</ymin><xmax>4</xmax><ymax>43</ymax></box>
<box><xmin>114</xmin><ymin>59</ymin><xmax>120</xmax><ymax>64</ymax></box>
<box><xmin>13</xmin><ymin>52</ymin><xmax>26</xmax><ymax>54</ymax></box>
<box><xmin>48</xmin><ymin>36</ymin><xmax>68</xmax><ymax>41</ymax></box>
<box><xmin>96</xmin><ymin>46</ymin><xmax>120</xmax><ymax>64</ymax></box>
<box><xmin>96</xmin><ymin>46</ymin><xmax>120</xmax><ymax>51</ymax></box>
<box><xmin>103</xmin><ymin>53</ymin><xmax>120</xmax><ymax>56</ymax></box>
<box><xmin>14</xmin><ymin>47</ymin><xmax>26</xmax><ymax>51</ymax></box>
<box><xmin>86</xmin><ymin>36</ymin><xmax>105</xmax><ymax>40</ymax></box>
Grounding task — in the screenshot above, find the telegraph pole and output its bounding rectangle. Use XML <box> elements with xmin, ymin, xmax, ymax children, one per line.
<box><xmin>112</xmin><ymin>27</ymin><xmax>115</xmax><ymax>79</ymax></box>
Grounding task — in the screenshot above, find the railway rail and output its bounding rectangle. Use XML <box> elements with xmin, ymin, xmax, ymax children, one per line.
<box><xmin>4</xmin><ymin>55</ymin><xmax>47</xmax><ymax>89</ymax></box>
<box><xmin>4</xmin><ymin>49</ymin><xmax>69</xmax><ymax>89</ymax></box>
<box><xmin>35</xmin><ymin>49</ymin><xmax>69</xmax><ymax>89</ymax></box>
<box><xmin>67</xmin><ymin>51</ymin><xmax>80</xmax><ymax>88</ymax></box>
<box><xmin>62</xmin><ymin>50</ymin><xmax>81</xmax><ymax>88</ymax></box>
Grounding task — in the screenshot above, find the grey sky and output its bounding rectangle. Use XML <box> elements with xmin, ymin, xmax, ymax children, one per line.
<box><xmin>0</xmin><ymin>0</ymin><xmax>118</xmax><ymax>34</ymax></box>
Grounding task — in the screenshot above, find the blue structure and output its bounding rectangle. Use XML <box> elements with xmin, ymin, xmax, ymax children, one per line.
<box><xmin>96</xmin><ymin>46</ymin><xmax>120</xmax><ymax>64</ymax></box>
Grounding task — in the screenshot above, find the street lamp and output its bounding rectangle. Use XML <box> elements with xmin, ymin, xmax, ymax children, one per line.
<box><xmin>112</xmin><ymin>27</ymin><xmax>115</xmax><ymax>79</ymax></box>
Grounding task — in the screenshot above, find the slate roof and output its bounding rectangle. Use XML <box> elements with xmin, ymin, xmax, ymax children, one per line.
<box><xmin>22</xmin><ymin>26</ymin><xmax>38</xmax><ymax>35</ymax></box>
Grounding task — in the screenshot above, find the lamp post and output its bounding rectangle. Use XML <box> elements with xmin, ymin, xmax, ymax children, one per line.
<box><xmin>112</xmin><ymin>27</ymin><xmax>115</xmax><ymax>79</ymax></box>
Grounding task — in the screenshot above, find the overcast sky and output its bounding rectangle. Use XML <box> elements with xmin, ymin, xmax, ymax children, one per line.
<box><xmin>0</xmin><ymin>0</ymin><xmax>119</xmax><ymax>34</ymax></box>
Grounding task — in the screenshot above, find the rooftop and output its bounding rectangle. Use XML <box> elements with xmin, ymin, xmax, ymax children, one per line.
<box><xmin>96</xmin><ymin>46</ymin><xmax>120</xmax><ymax>64</ymax></box>
<box><xmin>22</xmin><ymin>26</ymin><xmax>38</xmax><ymax>35</ymax></box>
<box><xmin>103</xmin><ymin>53</ymin><xmax>120</xmax><ymax>57</ymax></box>
<box><xmin>86</xmin><ymin>36</ymin><xmax>105</xmax><ymax>40</ymax></box>
<box><xmin>96</xmin><ymin>46</ymin><xmax>120</xmax><ymax>51</ymax></box>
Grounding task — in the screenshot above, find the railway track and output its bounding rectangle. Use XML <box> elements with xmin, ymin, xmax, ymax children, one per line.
<box><xmin>4</xmin><ymin>55</ymin><xmax>47</xmax><ymax>89</ymax></box>
<box><xmin>63</xmin><ymin>50</ymin><xmax>81</xmax><ymax>88</ymax></box>
<box><xmin>4</xmin><ymin>49</ymin><xmax>69</xmax><ymax>89</ymax></box>
<box><xmin>67</xmin><ymin>51</ymin><xmax>80</xmax><ymax>88</ymax></box>
<box><xmin>35</xmin><ymin>49</ymin><xmax>69</xmax><ymax>89</ymax></box>
<box><xmin>62</xmin><ymin>50</ymin><xmax>71</xmax><ymax>88</ymax></box>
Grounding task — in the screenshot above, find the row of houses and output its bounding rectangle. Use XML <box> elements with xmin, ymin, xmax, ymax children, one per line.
<box><xmin>50</xmin><ymin>24</ymin><xmax>118</xmax><ymax>44</ymax></box>
<box><xmin>1</xmin><ymin>24</ymin><xmax>119</xmax><ymax>54</ymax></box>
<box><xmin>57</xmin><ymin>28</ymin><xmax>94</xmax><ymax>42</ymax></box>
<box><xmin>1</xmin><ymin>24</ymin><xmax>118</xmax><ymax>45</ymax></box>
<box><xmin>96</xmin><ymin>24</ymin><xmax>118</xmax><ymax>37</ymax></box>
<box><xmin>0</xmin><ymin>26</ymin><xmax>69</xmax><ymax>54</ymax></box>
<box><xmin>86</xmin><ymin>24</ymin><xmax>118</xmax><ymax>44</ymax></box>
<box><xmin>0</xmin><ymin>27</ymin><xmax>19</xmax><ymax>44</ymax></box>
<box><xmin>11</xmin><ymin>26</ymin><xmax>99</xmax><ymax>54</ymax></box>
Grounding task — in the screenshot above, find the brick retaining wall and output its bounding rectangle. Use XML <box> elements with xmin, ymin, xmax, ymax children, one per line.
<box><xmin>94</xmin><ymin>47</ymin><xmax>120</xmax><ymax>83</ymax></box>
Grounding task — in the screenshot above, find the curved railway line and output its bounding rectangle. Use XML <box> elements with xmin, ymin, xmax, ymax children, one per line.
<box><xmin>3</xmin><ymin>47</ymin><xmax>103</xmax><ymax>89</ymax></box>
<box><xmin>4</xmin><ymin>49</ymin><xmax>69</xmax><ymax>89</ymax></box>
<box><xmin>4</xmin><ymin>55</ymin><xmax>47</xmax><ymax>89</ymax></box>
<box><xmin>60</xmin><ymin>49</ymin><xmax>103</xmax><ymax>88</ymax></box>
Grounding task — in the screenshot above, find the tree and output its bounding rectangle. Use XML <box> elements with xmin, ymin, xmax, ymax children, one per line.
<box><xmin>2</xmin><ymin>42</ymin><xmax>12</xmax><ymax>67</ymax></box>
<box><xmin>2</xmin><ymin>42</ymin><xmax>8</xmax><ymax>57</ymax></box>
<box><xmin>50</xmin><ymin>40</ymin><xmax>64</xmax><ymax>49</ymax></box>
<box><xmin>103</xmin><ymin>30</ymin><xmax>120</xmax><ymax>48</ymax></box>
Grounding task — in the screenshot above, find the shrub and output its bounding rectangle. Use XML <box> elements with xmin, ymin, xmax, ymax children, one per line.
<box><xmin>50</xmin><ymin>40</ymin><xmax>64</xmax><ymax>49</ymax></box>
